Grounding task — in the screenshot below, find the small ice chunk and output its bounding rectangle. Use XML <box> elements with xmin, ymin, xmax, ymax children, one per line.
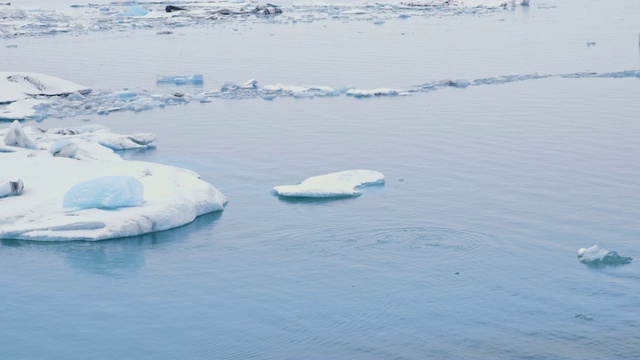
<box><xmin>273</xmin><ymin>170</ymin><xmax>385</xmax><ymax>198</ymax></box>
<box><xmin>242</xmin><ymin>79</ymin><xmax>258</xmax><ymax>89</ymax></box>
<box><xmin>156</xmin><ymin>75</ymin><xmax>204</xmax><ymax>85</ymax></box>
<box><xmin>63</xmin><ymin>176</ymin><xmax>144</xmax><ymax>209</ymax></box>
<box><xmin>0</xmin><ymin>179</ymin><xmax>24</xmax><ymax>198</ymax></box>
<box><xmin>127</xmin><ymin>133</ymin><xmax>157</xmax><ymax>146</ymax></box>
<box><xmin>121</xmin><ymin>6</ymin><xmax>148</xmax><ymax>17</ymax></box>
<box><xmin>49</xmin><ymin>139</ymin><xmax>79</xmax><ymax>158</ymax></box>
<box><xmin>342</xmin><ymin>8</ymin><xmax>367</xmax><ymax>14</ymax></box>
<box><xmin>448</xmin><ymin>79</ymin><xmax>471</xmax><ymax>88</ymax></box>
<box><xmin>577</xmin><ymin>245</ymin><xmax>633</xmax><ymax>266</ymax></box>
<box><xmin>346</xmin><ymin>88</ymin><xmax>401</xmax><ymax>98</ymax></box>
<box><xmin>3</xmin><ymin>120</ymin><xmax>37</xmax><ymax>149</ymax></box>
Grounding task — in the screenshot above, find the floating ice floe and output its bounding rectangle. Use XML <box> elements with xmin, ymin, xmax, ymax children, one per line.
<box><xmin>157</xmin><ymin>74</ymin><xmax>204</xmax><ymax>85</ymax></box>
<box><xmin>346</xmin><ymin>88</ymin><xmax>406</xmax><ymax>97</ymax></box>
<box><xmin>4</xmin><ymin>69</ymin><xmax>640</xmax><ymax>121</ymax></box>
<box><xmin>273</xmin><ymin>170</ymin><xmax>385</xmax><ymax>198</ymax></box>
<box><xmin>577</xmin><ymin>245</ymin><xmax>633</xmax><ymax>267</ymax></box>
<box><xmin>0</xmin><ymin>121</ymin><xmax>227</xmax><ymax>241</ymax></box>
<box><xmin>0</xmin><ymin>72</ymin><xmax>91</xmax><ymax>104</ymax></box>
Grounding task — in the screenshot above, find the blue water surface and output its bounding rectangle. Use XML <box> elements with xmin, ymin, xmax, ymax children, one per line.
<box><xmin>1</xmin><ymin>0</ymin><xmax>640</xmax><ymax>358</ymax></box>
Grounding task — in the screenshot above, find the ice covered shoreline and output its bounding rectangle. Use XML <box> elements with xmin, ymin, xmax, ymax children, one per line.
<box><xmin>0</xmin><ymin>121</ymin><xmax>227</xmax><ymax>241</ymax></box>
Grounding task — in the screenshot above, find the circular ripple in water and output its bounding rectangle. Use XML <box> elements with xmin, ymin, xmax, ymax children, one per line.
<box><xmin>280</xmin><ymin>225</ymin><xmax>495</xmax><ymax>264</ymax></box>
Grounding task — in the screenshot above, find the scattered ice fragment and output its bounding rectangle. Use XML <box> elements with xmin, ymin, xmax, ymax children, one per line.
<box><xmin>242</xmin><ymin>79</ymin><xmax>258</xmax><ymax>89</ymax></box>
<box><xmin>346</xmin><ymin>88</ymin><xmax>402</xmax><ymax>98</ymax></box>
<box><xmin>273</xmin><ymin>170</ymin><xmax>385</xmax><ymax>198</ymax></box>
<box><xmin>577</xmin><ymin>245</ymin><xmax>633</xmax><ymax>266</ymax></box>
<box><xmin>574</xmin><ymin>314</ymin><xmax>593</xmax><ymax>321</ymax></box>
<box><xmin>127</xmin><ymin>133</ymin><xmax>157</xmax><ymax>146</ymax></box>
<box><xmin>448</xmin><ymin>79</ymin><xmax>471</xmax><ymax>88</ymax></box>
<box><xmin>49</xmin><ymin>139</ymin><xmax>78</xmax><ymax>158</ymax></box>
<box><xmin>63</xmin><ymin>176</ymin><xmax>145</xmax><ymax>209</ymax></box>
<box><xmin>156</xmin><ymin>75</ymin><xmax>204</xmax><ymax>85</ymax></box>
<box><xmin>120</xmin><ymin>6</ymin><xmax>148</xmax><ymax>17</ymax></box>
<box><xmin>3</xmin><ymin>120</ymin><xmax>37</xmax><ymax>149</ymax></box>
<box><xmin>0</xmin><ymin>179</ymin><xmax>23</xmax><ymax>198</ymax></box>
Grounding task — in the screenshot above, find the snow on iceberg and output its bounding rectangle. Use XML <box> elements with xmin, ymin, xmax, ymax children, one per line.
<box><xmin>0</xmin><ymin>179</ymin><xmax>24</xmax><ymax>198</ymax></box>
<box><xmin>577</xmin><ymin>245</ymin><xmax>633</xmax><ymax>267</ymax></box>
<box><xmin>273</xmin><ymin>170</ymin><xmax>385</xmax><ymax>198</ymax></box>
<box><xmin>0</xmin><ymin>124</ymin><xmax>227</xmax><ymax>241</ymax></box>
<box><xmin>0</xmin><ymin>72</ymin><xmax>91</xmax><ymax>104</ymax></box>
<box><xmin>3</xmin><ymin>120</ymin><xmax>37</xmax><ymax>149</ymax></box>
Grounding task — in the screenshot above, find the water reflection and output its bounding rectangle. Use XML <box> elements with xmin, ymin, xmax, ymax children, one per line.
<box><xmin>274</xmin><ymin>194</ymin><xmax>361</xmax><ymax>205</ymax></box>
<box><xmin>0</xmin><ymin>211</ymin><xmax>222</xmax><ymax>277</ymax></box>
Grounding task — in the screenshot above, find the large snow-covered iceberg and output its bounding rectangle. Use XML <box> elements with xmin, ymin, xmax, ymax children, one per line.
<box><xmin>0</xmin><ymin>121</ymin><xmax>227</xmax><ymax>241</ymax></box>
<box><xmin>273</xmin><ymin>170</ymin><xmax>385</xmax><ymax>198</ymax></box>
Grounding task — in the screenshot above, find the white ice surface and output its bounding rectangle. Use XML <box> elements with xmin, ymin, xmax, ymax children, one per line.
<box><xmin>577</xmin><ymin>245</ymin><xmax>609</xmax><ymax>262</ymax></box>
<box><xmin>0</xmin><ymin>123</ymin><xmax>227</xmax><ymax>241</ymax></box>
<box><xmin>0</xmin><ymin>99</ymin><xmax>49</xmax><ymax>120</ymax></box>
<box><xmin>0</xmin><ymin>72</ymin><xmax>90</xmax><ymax>103</ymax></box>
<box><xmin>273</xmin><ymin>170</ymin><xmax>385</xmax><ymax>197</ymax></box>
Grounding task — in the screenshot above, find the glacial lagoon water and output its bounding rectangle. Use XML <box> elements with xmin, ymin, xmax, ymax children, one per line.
<box><xmin>2</xmin><ymin>0</ymin><xmax>640</xmax><ymax>358</ymax></box>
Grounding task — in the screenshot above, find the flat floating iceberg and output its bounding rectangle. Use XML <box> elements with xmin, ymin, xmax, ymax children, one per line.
<box><xmin>0</xmin><ymin>122</ymin><xmax>227</xmax><ymax>241</ymax></box>
<box><xmin>273</xmin><ymin>170</ymin><xmax>385</xmax><ymax>198</ymax></box>
<box><xmin>156</xmin><ymin>74</ymin><xmax>204</xmax><ymax>85</ymax></box>
<box><xmin>0</xmin><ymin>72</ymin><xmax>91</xmax><ymax>104</ymax></box>
<box><xmin>577</xmin><ymin>245</ymin><xmax>633</xmax><ymax>267</ymax></box>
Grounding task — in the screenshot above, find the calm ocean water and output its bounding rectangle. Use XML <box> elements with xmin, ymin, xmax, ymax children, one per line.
<box><xmin>2</xmin><ymin>0</ymin><xmax>640</xmax><ymax>358</ymax></box>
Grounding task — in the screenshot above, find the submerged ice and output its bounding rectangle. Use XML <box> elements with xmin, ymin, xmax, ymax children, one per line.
<box><xmin>577</xmin><ymin>245</ymin><xmax>633</xmax><ymax>267</ymax></box>
<box><xmin>0</xmin><ymin>122</ymin><xmax>227</xmax><ymax>241</ymax></box>
<box><xmin>273</xmin><ymin>170</ymin><xmax>385</xmax><ymax>197</ymax></box>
